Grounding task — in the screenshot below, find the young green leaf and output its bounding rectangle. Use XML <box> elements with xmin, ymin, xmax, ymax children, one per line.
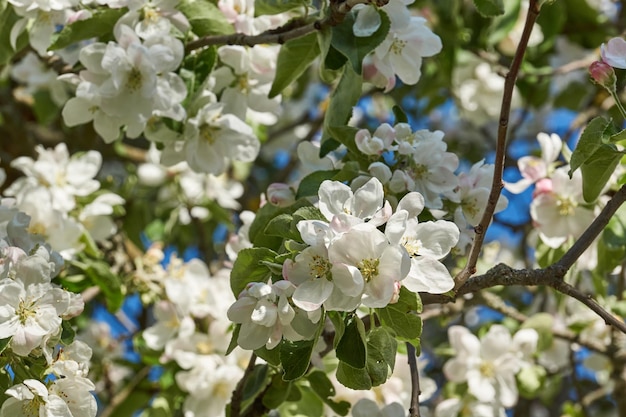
<box><xmin>280</xmin><ymin>339</ymin><xmax>316</xmax><ymax>380</ymax></box>
<box><xmin>569</xmin><ymin>116</ymin><xmax>611</xmax><ymax>176</ymax></box>
<box><xmin>474</xmin><ymin>0</ymin><xmax>505</xmax><ymax>17</ymax></box>
<box><xmin>330</xmin><ymin>10</ymin><xmax>390</xmax><ymax>74</ymax></box>
<box><xmin>336</xmin><ymin>315</ymin><xmax>367</xmax><ymax>369</ymax></box>
<box><xmin>230</xmin><ymin>247</ymin><xmax>278</xmax><ymax>297</ymax></box>
<box><xmin>49</xmin><ymin>8</ymin><xmax>126</xmax><ymax>50</ymax></box>
<box><xmin>270</xmin><ymin>32</ymin><xmax>320</xmax><ymax>98</ymax></box>
<box><xmin>580</xmin><ymin>144</ymin><xmax>623</xmax><ymax>202</ymax></box>
<box><xmin>178</xmin><ymin>0</ymin><xmax>235</xmax><ymax>36</ymax></box>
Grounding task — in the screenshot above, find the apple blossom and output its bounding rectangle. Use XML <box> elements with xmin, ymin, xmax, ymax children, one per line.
<box><xmin>443</xmin><ymin>325</ymin><xmax>538</xmax><ymax>408</ymax></box>
<box><xmin>372</xmin><ymin>16</ymin><xmax>442</xmax><ymax>86</ymax></box>
<box><xmin>227</xmin><ymin>280</ymin><xmax>316</xmax><ymax>350</ymax></box>
<box><xmin>601</xmin><ymin>36</ymin><xmax>626</xmax><ymax>69</ymax></box>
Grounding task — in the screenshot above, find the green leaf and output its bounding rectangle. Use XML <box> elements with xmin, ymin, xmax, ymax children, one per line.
<box><xmin>230</xmin><ymin>247</ymin><xmax>278</xmax><ymax>297</ymax></box>
<box><xmin>278</xmin><ymin>385</ymin><xmax>324</xmax><ymax>417</ymax></box>
<box><xmin>85</xmin><ymin>262</ymin><xmax>124</xmax><ymax>312</ymax></box>
<box><xmin>473</xmin><ymin>0</ymin><xmax>505</xmax><ymax>17</ymax></box>
<box><xmin>336</xmin><ymin>315</ymin><xmax>367</xmax><ymax>369</ymax></box>
<box><xmin>486</xmin><ymin>0</ymin><xmax>521</xmax><ymax>44</ymax></box>
<box><xmin>327</xmin><ymin>311</ymin><xmax>345</xmax><ymax>349</ymax></box>
<box><xmin>0</xmin><ymin>337</ymin><xmax>10</xmax><ymax>355</ymax></box>
<box><xmin>330</xmin><ymin>10</ymin><xmax>390</xmax><ymax>74</ymax></box>
<box><xmin>336</xmin><ymin>327</ymin><xmax>397</xmax><ymax>390</ymax></box>
<box><xmin>307</xmin><ymin>370</ymin><xmax>350</xmax><ymax>416</ymax></box>
<box><xmin>50</xmin><ymin>8</ymin><xmax>126</xmax><ymax>50</ymax></box>
<box><xmin>248</xmin><ymin>198</ymin><xmax>310</xmax><ymax>249</ymax></box>
<box><xmin>270</xmin><ymin>32</ymin><xmax>320</xmax><ymax>98</ymax></box>
<box><xmin>255</xmin><ymin>344</ymin><xmax>281</xmax><ymax>366</ymax></box>
<box><xmin>292</xmin><ymin>206</ymin><xmax>326</xmax><ymax>223</ymax></box>
<box><xmin>610</xmin><ymin>128</ymin><xmax>626</xmax><ymax>144</ymax></box>
<box><xmin>392</xmin><ymin>105</ymin><xmax>408</xmax><ymax>124</ymax></box>
<box><xmin>178</xmin><ymin>0</ymin><xmax>235</xmax><ymax>36</ymax></box>
<box><xmin>243</xmin><ymin>364</ymin><xmax>270</xmax><ymax>401</ymax></box>
<box><xmin>255</xmin><ymin>0</ymin><xmax>308</xmax><ymax>15</ymax></box>
<box><xmin>60</xmin><ymin>320</ymin><xmax>76</xmax><ymax>345</ymax></box>
<box><xmin>376</xmin><ymin>286</ymin><xmax>422</xmax><ymax>346</ymax></box>
<box><xmin>263</xmin><ymin>374</ymin><xmax>294</xmax><ymax>409</ymax></box>
<box><xmin>181</xmin><ymin>46</ymin><xmax>217</xmax><ymax>97</ymax></box>
<box><xmin>264</xmin><ymin>213</ymin><xmax>300</xmax><ymax>240</ymax></box>
<box><xmin>321</xmin><ymin>65</ymin><xmax>362</xmax><ymax>144</ymax></box>
<box><xmin>580</xmin><ymin>144</ymin><xmax>623</xmax><ymax>202</ymax></box>
<box><xmin>280</xmin><ymin>339</ymin><xmax>316</xmax><ymax>380</ymax></box>
<box><xmin>569</xmin><ymin>116</ymin><xmax>611</xmax><ymax>176</ymax></box>
<box><xmin>296</xmin><ymin>170</ymin><xmax>340</xmax><ymax>199</ymax></box>
<box><xmin>32</xmin><ymin>91</ymin><xmax>59</xmax><ymax>125</ymax></box>
<box><xmin>0</xmin><ymin>4</ymin><xmax>26</xmax><ymax>66</ymax></box>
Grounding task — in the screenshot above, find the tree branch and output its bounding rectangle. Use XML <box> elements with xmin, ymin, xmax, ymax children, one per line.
<box><xmin>557</xmin><ymin>184</ymin><xmax>626</xmax><ymax>270</ymax></box>
<box><xmin>185</xmin><ymin>0</ymin><xmax>387</xmax><ymax>52</ymax></box>
<box><xmin>454</xmin><ymin>0</ymin><xmax>542</xmax><ymax>288</ymax></box>
<box><xmin>406</xmin><ymin>342</ymin><xmax>421</xmax><ymax>417</ymax></box>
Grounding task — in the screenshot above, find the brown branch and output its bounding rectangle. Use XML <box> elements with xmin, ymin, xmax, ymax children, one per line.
<box><xmin>185</xmin><ymin>0</ymin><xmax>387</xmax><ymax>52</ymax></box>
<box><xmin>406</xmin><ymin>342</ymin><xmax>421</xmax><ymax>417</ymax></box>
<box><xmin>557</xmin><ymin>184</ymin><xmax>626</xmax><ymax>270</ymax></box>
<box><xmin>454</xmin><ymin>0</ymin><xmax>542</xmax><ymax>289</ymax></box>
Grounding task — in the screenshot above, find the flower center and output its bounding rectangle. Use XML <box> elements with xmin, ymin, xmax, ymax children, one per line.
<box><xmin>200</xmin><ymin>124</ymin><xmax>219</xmax><ymax>144</ymax></box>
<box><xmin>17</xmin><ymin>299</ymin><xmax>37</xmax><ymax>325</ymax></box>
<box><xmin>358</xmin><ymin>258</ymin><xmax>380</xmax><ymax>282</ymax></box>
<box><xmin>411</xmin><ymin>163</ymin><xmax>428</xmax><ymax>179</ymax></box>
<box><xmin>402</xmin><ymin>238</ymin><xmax>420</xmax><ymax>257</ymax></box>
<box><xmin>309</xmin><ymin>255</ymin><xmax>331</xmax><ymax>280</ymax></box>
<box><xmin>556</xmin><ymin>196</ymin><xmax>576</xmax><ymax>216</ymax></box>
<box><xmin>22</xmin><ymin>395</ymin><xmax>44</xmax><ymax>417</ymax></box>
<box><xmin>126</xmin><ymin>68</ymin><xmax>144</xmax><ymax>92</ymax></box>
<box><xmin>479</xmin><ymin>361</ymin><xmax>495</xmax><ymax>378</ymax></box>
<box><xmin>390</xmin><ymin>37</ymin><xmax>406</xmax><ymax>55</ymax></box>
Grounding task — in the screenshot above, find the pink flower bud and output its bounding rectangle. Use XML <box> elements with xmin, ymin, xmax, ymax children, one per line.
<box><xmin>589</xmin><ymin>60</ymin><xmax>617</xmax><ymax>91</ymax></box>
<box><xmin>266</xmin><ymin>183</ymin><xmax>295</xmax><ymax>207</ymax></box>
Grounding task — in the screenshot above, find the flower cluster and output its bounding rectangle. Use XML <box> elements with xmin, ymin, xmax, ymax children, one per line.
<box><xmin>3</xmin><ymin>143</ymin><xmax>124</xmax><ymax>258</ymax></box>
<box><xmin>229</xmin><ymin>177</ymin><xmax>460</xmax><ymax>350</ymax></box>
<box><xmin>133</xmin><ymin>248</ymin><xmax>246</xmax><ymax>417</ymax></box>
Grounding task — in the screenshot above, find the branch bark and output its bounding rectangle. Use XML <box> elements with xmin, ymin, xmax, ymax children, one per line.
<box><xmin>454</xmin><ymin>0</ymin><xmax>542</xmax><ymax>288</ymax></box>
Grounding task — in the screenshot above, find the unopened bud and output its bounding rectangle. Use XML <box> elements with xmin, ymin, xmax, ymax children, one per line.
<box><xmin>266</xmin><ymin>183</ymin><xmax>296</xmax><ymax>207</ymax></box>
<box><xmin>589</xmin><ymin>60</ymin><xmax>617</xmax><ymax>92</ymax></box>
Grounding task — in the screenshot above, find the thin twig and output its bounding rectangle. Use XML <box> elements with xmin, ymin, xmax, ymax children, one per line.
<box><xmin>99</xmin><ymin>366</ymin><xmax>151</xmax><ymax>417</ymax></box>
<box><xmin>406</xmin><ymin>342</ymin><xmax>421</xmax><ymax>417</ymax></box>
<box><xmin>557</xmin><ymin>184</ymin><xmax>626</xmax><ymax>270</ymax></box>
<box><xmin>455</xmin><ymin>0</ymin><xmax>542</xmax><ymax>289</ymax></box>
<box><xmin>230</xmin><ymin>353</ymin><xmax>257</xmax><ymax>417</ymax></box>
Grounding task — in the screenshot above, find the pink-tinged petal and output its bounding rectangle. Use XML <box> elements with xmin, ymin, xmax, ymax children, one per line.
<box><xmin>601</xmin><ymin>37</ymin><xmax>626</xmax><ymax>69</ymax></box>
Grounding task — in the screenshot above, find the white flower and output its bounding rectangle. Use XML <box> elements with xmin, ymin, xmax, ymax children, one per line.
<box><xmin>0</xmin><ymin>379</ymin><xmax>95</xmax><ymax>417</ymax></box>
<box><xmin>352</xmin><ymin>399</ymin><xmax>406</xmax><ymax>417</ymax></box>
<box><xmin>0</xmin><ymin>277</ymin><xmax>76</xmax><ymax>356</ymax></box>
<box><xmin>601</xmin><ymin>36</ymin><xmax>626</xmax><ymax>69</ymax></box>
<box><xmin>505</xmin><ymin>132</ymin><xmax>563</xmax><ymax>194</ymax></box>
<box><xmin>227</xmin><ymin>281</ymin><xmax>313</xmax><ymax>349</ymax></box>
<box><xmin>328</xmin><ymin>223</ymin><xmax>410</xmax><ymax>308</ymax></box>
<box><xmin>394</xmin><ymin>126</ymin><xmax>459</xmax><ymax>209</ymax></box>
<box><xmin>62</xmin><ymin>25</ymin><xmax>187</xmax><ymax>142</ymax></box>
<box><xmin>175</xmin><ymin>102</ymin><xmax>260</xmax><ymax>175</ymax></box>
<box><xmin>443</xmin><ymin>325</ymin><xmax>537</xmax><ymax>407</ymax></box>
<box><xmin>452</xmin><ymin>160</ymin><xmax>508</xmax><ymax>227</ymax></box>
<box><xmin>435</xmin><ymin>397</ymin><xmax>506</xmax><ymax>417</ymax></box>
<box><xmin>530</xmin><ymin>167</ymin><xmax>595</xmax><ymax>248</ymax></box>
<box><xmin>386</xmin><ymin>199</ymin><xmax>459</xmax><ymax>294</ymax></box>
<box><xmin>6</xmin><ymin>143</ymin><xmax>102</xmax><ymax>213</ymax></box>
<box><xmin>355</xmin><ymin>123</ymin><xmax>396</xmax><ymax>155</ymax></box>
<box><xmin>372</xmin><ymin>17</ymin><xmax>442</xmax><ymax>85</ymax></box>
<box><xmin>176</xmin><ymin>356</ymin><xmax>244</xmax><ymax>417</ymax></box>
<box><xmin>213</xmin><ymin>45</ymin><xmax>282</xmax><ymax>125</ymax></box>
<box><xmin>318</xmin><ymin>178</ymin><xmax>391</xmax><ymax>227</ymax></box>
